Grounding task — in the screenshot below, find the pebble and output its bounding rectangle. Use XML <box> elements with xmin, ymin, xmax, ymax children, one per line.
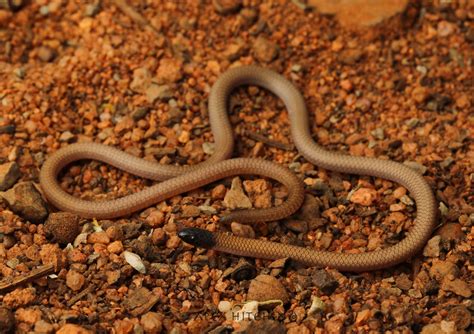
<box><xmin>181</xmin><ymin>205</ymin><xmax>201</xmax><ymax>217</ymax></box>
<box><xmin>223</xmin><ymin>177</ymin><xmax>252</xmax><ymax>209</ymax></box>
<box><xmin>3</xmin><ymin>287</ymin><xmax>36</xmax><ymax>308</ymax></box>
<box><xmin>225</xmin><ymin>259</ymin><xmax>257</xmax><ymax>281</ymax></box>
<box><xmin>156</xmin><ymin>58</ymin><xmax>183</xmax><ymax>84</ymax></box>
<box><xmin>107</xmin><ymin>240</ymin><xmax>124</xmax><ymax>254</ymax></box>
<box><xmin>34</xmin><ymin>320</ymin><xmax>55</xmax><ymax>334</ymax></box>
<box><xmin>56</xmin><ymin>324</ymin><xmax>93</xmax><ymax>334</ymax></box>
<box><xmin>0</xmin><ymin>161</ymin><xmax>20</xmax><ymax>191</ymax></box>
<box><xmin>146</xmin><ymin>84</ymin><xmax>173</xmax><ymax>103</ymax></box>
<box><xmin>87</xmin><ymin>231</ymin><xmax>110</xmax><ymax>244</ymax></box>
<box><xmin>66</xmin><ymin>270</ymin><xmax>85</xmax><ymax>291</ymax></box>
<box><xmin>420</xmin><ymin>321</ymin><xmax>457</xmax><ymax>334</ymax></box>
<box><xmin>247</xmin><ymin>274</ymin><xmax>289</xmax><ymax>304</ymax></box>
<box><xmin>231</xmin><ymin>222</ymin><xmax>255</xmax><ymax>238</ymax></box>
<box><xmin>441</xmin><ymin>278</ymin><xmax>472</xmax><ymax>298</ymax></box>
<box><xmin>59</xmin><ymin>130</ymin><xmax>75</xmax><ymax>142</ymax></box>
<box><xmin>1</xmin><ymin>182</ymin><xmax>48</xmax><ymax>223</ymax></box>
<box><xmin>44</xmin><ymin>212</ymin><xmax>81</xmax><ymax>245</ymax></box>
<box><xmin>411</xmin><ymin>86</ymin><xmax>428</xmax><ymax>103</ymax></box>
<box><xmin>325</xmin><ymin>314</ymin><xmax>345</xmax><ymax>334</ymax></box>
<box><xmin>223</xmin><ymin>39</ymin><xmax>247</xmax><ymax>61</ymax></box>
<box><xmin>436</xmin><ymin>223</ymin><xmax>464</xmax><ymax>242</ymax></box>
<box><xmin>130</xmin><ymin>67</ymin><xmax>152</xmax><ymax>93</ymax></box>
<box><xmin>106</xmin><ymin>270</ymin><xmax>120</xmax><ymax>285</ymax></box>
<box><xmin>299</xmin><ymin>194</ymin><xmax>323</xmax><ymax>228</ymax></box>
<box><xmin>423</xmin><ymin>235</ymin><xmax>441</xmax><ymax>258</ymax></box>
<box><xmin>340</xmin><ymin>79</ymin><xmax>353</xmax><ymax>92</ymax></box>
<box><xmin>211</xmin><ymin>184</ymin><xmax>227</xmax><ymax>200</ymax></box>
<box><xmin>429</xmin><ymin>260</ymin><xmax>459</xmax><ymax>281</ymax></box>
<box><xmin>349</xmin><ymin>187</ymin><xmax>378</xmax><ymax>206</ymax></box>
<box><xmin>437</xmin><ymin>21</ymin><xmax>455</xmax><ymax>37</ymax></box>
<box><xmin>140</xmin><ymin>312</ymin><xmax>163</xmax><ymax>334</ymax></box>
<box><xmin>268</xmin><ymin>257</ymin><xmax>290</xmax><ymax>276</ymax></box>
<box><xmin>145</xmin><ymin>210</ymin><xmax>165</xmax><ymax>227</ymax></box>
<box><xmin>84</xmin><ymin>3</ymin><xmax>100</xmax><ymax>17</ymax></box>
<box><xmin>253</xmin><ymin>37</ymin><xmax>279</xmax><ymax>63</ymax></box>
<box><xmin>37</xmin><ymin>46</ymin><xmax>56</xmax><ymax>62</ymax></box>
<box><xmin>246</xmin><ymin>320</ymin><xmax>286</xmax><ymax>334</ymax></box>
<box><xmin>243</xmin><ymin>179</ymin><xmax>271</xmax><ymax>208</ymax></box>
<box><xmin>447</xmin><ymin>305</ymin><xmax>471</xmax><ymax>330</ymax></box>
<box><xmin>311</xmin><ymin>269</ymin><xmax>339</xmax><ymax>295</ymax></box>
<box><xmin>338</xmin><ymin>48</ymin><xmax>363</xmax><ymax>65</ymax></box>
<box><xmin>284</xmin><ymin>220</ymin><xmax>308</xmax><ymax>233</ymax></box>
<box><xmin>212</xmin><ymin>0</ymin><xmax>242</xmax><ymax>15</ymax></box>
<box><xmin>0</xmin><ymin>307</ymin><xmax>15</xmax><ymax>333</ymax></box>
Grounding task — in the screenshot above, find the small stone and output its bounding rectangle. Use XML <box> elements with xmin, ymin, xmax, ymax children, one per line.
<box><xmin>412</xmin><ymin>86</ymin><xmax>428</xmax><ymax>103</ymax></box>
<box><xmin>393</xmin><ymin>187</ymin><xmax>407</xmax><ymax>199</ymax></box>
<box><xmin>340</xmin><ymin>79</ymin><xmax>353</xmax><ymax>92</ymax></box>
<box><xmin>436</xmin><ymin>223</ymin><xmax>464</xmax><ymax>242</ymax></box>
<box><xmin>223</xmin><ymin>177</ymin><xmax>252</xmax><ymax>209</ymax></box>
<box><xmin>0</xmin><ymin>162</ymin><xmax>20</xmax><ymax>191</ymax></box>
<box><xmin>130</xmin><ymin>67</ymin><xmax>152</xmax><ymax>93</ymax></box>
<box><xmin>455</xmin><ymin>94</ymin><xmax>470</xmax><ymax>109</ymax></box>
<box><xmin>59</xmin><ymin>130</ymin><xmax>75</xmax><ymax>142</ymax></box>
<box><xmin>355</xmin><ymin>309</ymin><xmax>371</xmax><ymax>326</ymax></box>
<box><xmin>140</xmin><ymin>312</ymin><xmax>163</xmax><ymax>334</ymax></box>
<box><xmin>420</xmin><ymin>322</ymin><xmax>456</xmax><ymax>334</ymax></box>
<box><xmin>1</xmin><ymin>182</ymin><xmax>48</xmax><ymax>223</ymax></box>
<box><xmin>247</xmin><ymin>275</ymin><xmax>289</xmax><ymax>304</ymax></box>
<box><xmin>239</xmin><ymin>8</ymin><xmax>258</xmax><ymax>27</ymax></box>
<box><xmin>57</xmin><ymin>324</ymin><xmax>93</xmax><ymax>334</ymax></box>
<box><xmin>131</xmin><ymin>107</ymin><xmax>150</xmax><ymax>121</ymax></box>
<box><xmin>66</xmin><ymin>270</ymin><xmax>85</xmax><ymax>291</ymax></box>
<box><xmin>0</xmin><ymin>307</ymin><xmax>15</xmax><ymax>333</ymax></box>
<box><xmin>299</xmin><ymin>194</ymin><xmax>322</xmax><ymax>228</ymax></box>
<box><xmin>34</xmin><ymin>320</ymin><xmax>54</xmax><ymax>334</ymax></box>
<box><xmin>441</xmin><ymin>278</ymin><xmax>472</xmax><ymax>298</ymax></box>
<box><xmin>325</xmin><ymin>314</ymin><xmax>345</xmax><ymax>334</ymax></box>
<box><xmin>106</xmin><ymin>270</ymin><xmax>121</xmax><ymax>285</ymax></box>
<box><xmin>429</xmin><ymin>260</ymin><xmax>459</xmax><ymax>281</ymax></box>
<box><xmin>423</xmin><ymin>235</ymin><xmax>441</xmax><ymax>258</ymax></box>
<box><xmin>84</xmin><ymin>3</ymin><xmax>100</xmax><ymax>17</ymax></box>
<box><xmin>3</xmin><ymin>288</ymin><xmax>36</xmax><ymax>308</ymax></box>
<box><xmin>338</xmin><ymin>49</ymin><xmax>363</xmax><ymax>65</ymax></box>
<box><xmin>284</xmin><ymin>220</ymin><xmax>308</xmax><ymax>233</ymax></box>
<box><xmin>447</xmin><ymin>305</ymin><xmax>471</xmax><ymax>330</ymax></box>
<box><xmin>246</xmin><ymin>320</ymin><xmax>285</xmax><ymax>334</ymax></box>
<box><xmin>211</xmin><ymin>184</ymin><xmax>226</xmax><ymax>200</ymax></box>
<box><xmin>146</xmin><ymin>84</ymin><xmax>173</xmax><ymax>103</ymax></box>
<box><xmin>44</xmin><ymin>212</ymin><xmax>82</xmax><ymax>245</ymax></box>
<box><xmin>37</xmin><ymin>46</ymin><xmax>56</xmax><ymax>62</ymax></box>
<box><xmin>223</xmin><ymin>39</ymin><xmax>247</xmax><ymax>61</ymax></box>
<box><xmin>253</xmin><ymin>37</ymin><xmax>279</xmax><ymax>63</ymax></box>
<box><xmin>395</xmin><ymin>274</ymin><xmax>413</xmax><ymax>291</ymax></box>
<box><xmin>226</xmin><ymin>259</ymin><xmax>257</xmax><ymax>281</ymax></box>
<box><xmin>231</xmin><ymin>222</ymin><xmax>255</xmax><ymax>238</ymax></box>
<box><xmin>182</xmin><ymin>205</ymin><xmax>201</xmax><ymax>218</ymax></box>
<box><xmin>437</xmin><ymin>21</ymin><xmax>455</xmax><ymax>37</ymax></box>
<box><xmin>107</xmin><ymin>240</ymin><xmax>124</xmax><ymax>254</ymax></box>
<box><xmin>212</xmin><ymin>0</ymin><xmax>242</xmax><ymax>15</ymax></box>
<box><xmin>268</xmin><ymin>257</ymin><xmax>290</xmax><ymax>277</ymax></box>
<box><xmin>156</xmin><ymin>58</ymin><xmax>183</xmax><ymax>84</ymax></box>
<box><xmin>145</xmin><ymin>210</ymin><xmax>165</xmax><ymax>227</ymax></box>
<box><xmin>178</xmin><ymin>130</ymin><xmax>190</xmax><ymax>143</ymax></box>
<box><xmin>311</xmin><ymin>269</ymin><xmax>339</xmax><ymax>295</ymax></box>
<box><xmin>243</xmin><ymin>179</ymin><xmax>272</xmax><ymax>208</ymax></box>
<box><xmin>87</xmin><ymin>231</ymin><xmax>110</xmax><ymax>244</ymax></box>
<box><xmin>349</xmin><ymin>187</ymin><xmax>378</xmax><ymax>206</ymax></box>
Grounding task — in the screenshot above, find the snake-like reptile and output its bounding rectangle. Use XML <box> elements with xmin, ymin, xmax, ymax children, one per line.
<box><xmin>40</xmin><ymin>66</ymin><xmax>436</xmax><ymax>272</ymax></box>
